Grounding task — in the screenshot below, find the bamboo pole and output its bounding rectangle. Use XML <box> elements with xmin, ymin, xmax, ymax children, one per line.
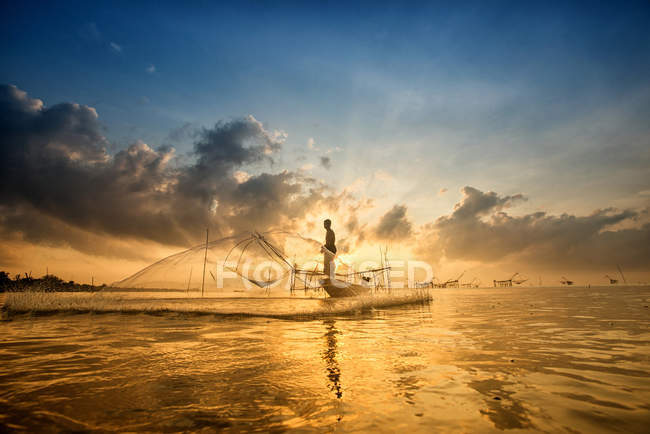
<box><xmin>187</xmin><ymin>266</ymin><xmax>193</xmax><ymax>294</ymax></box>
<box><xmin>617</xmin><ymin>264</ymin><xmax>627</xmax><ymax>284</ymax></box>
<box><xmin>201</xmin><ymin>228</ymin><xmax>209</xmax><ymax>297</ymax></box>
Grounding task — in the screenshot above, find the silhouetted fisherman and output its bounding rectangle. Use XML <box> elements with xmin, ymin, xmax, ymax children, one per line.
<box><xmin>322</xmin><ymin>219</ymin><xmax>336</xmax><ymax>278</ymax></box>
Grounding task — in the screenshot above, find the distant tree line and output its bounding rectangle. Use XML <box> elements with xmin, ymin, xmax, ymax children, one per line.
<box><xmin>0</xmin><ymin>271</ymin><xmax>104</xmax><ymax>292</ymax></box>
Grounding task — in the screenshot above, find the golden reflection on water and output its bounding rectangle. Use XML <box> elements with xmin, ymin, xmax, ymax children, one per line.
<box><xmin>0</xmin><ymin>286</ymin><xmax>649</xmax><ymax>432</ymax></box>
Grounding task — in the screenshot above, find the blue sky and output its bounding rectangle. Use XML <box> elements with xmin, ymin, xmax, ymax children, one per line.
<box><xmin>2</xmin><ymin>1</ymin><xmax>650</xmax><ymax>282</ymax></box>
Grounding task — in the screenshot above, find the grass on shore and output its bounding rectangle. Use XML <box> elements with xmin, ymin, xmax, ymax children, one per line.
<box><xmin>2</xmin><ymin>288</ymin><xmax>432</xmax><ymax>318</ymax></box>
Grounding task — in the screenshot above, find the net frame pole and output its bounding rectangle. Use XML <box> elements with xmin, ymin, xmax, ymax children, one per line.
<box><xmin>201</xmin><ymin>228</ymin><xmax>209</xmax><ymax>297</ymax></box>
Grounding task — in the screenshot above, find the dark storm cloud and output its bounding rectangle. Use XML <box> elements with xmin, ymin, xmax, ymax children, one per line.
<box><xmin>0</xmin><ymin>84</ymin><xmax>107</xmax><ymax>164</ymax></box>
<box><xmin>217</xmin><ymin>171</ymin><xmax>309</xmax><ymax>234</ymax></box>
<box><xmin>174</xmin><ymin>116</ymin><xmax>285</xmax><ymax>203</ymax></box>
<box><xmin>194</xmin><ymin>116</ymin><xmax>281</xmax><ymax>170</ymax></box>
<box><xmin>417</xmin><ymin>186</ymin><xmax>650</xmax><ymax>271</ymax></box>
<box><xmin>0</xmin><ymin>204</ymin><xmax>153</xmax><ymax>260</ymax></box>
<box><xmin>0</xmin><ymin>85</ymin><xmax>336</xmax><ymax>253</ymax></box>
<box><xmin>375</xmin><ymin>205</ymin><xmax>413</xmax><ymax>241</ymax></box>
<box><xmin>0</xmin><ymin>84</ymin><xmax>188</xmax><ymax>245</ymax></box>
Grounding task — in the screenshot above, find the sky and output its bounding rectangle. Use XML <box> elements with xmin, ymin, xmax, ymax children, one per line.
<box><xmin>1</xmin><ymin>0</ymin><xmax>649</xmax><ymax>285</ymax></box>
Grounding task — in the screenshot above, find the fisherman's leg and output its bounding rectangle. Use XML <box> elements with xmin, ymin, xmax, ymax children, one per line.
<box><xmin>323</xmin><ymin>252</ymin><xmax>330</xmax><ymax>277</ymax></box>
<box><xmin>323</xmin><ymin>250</ymin><xmax>336</xmax><ymax>279</ymax></box>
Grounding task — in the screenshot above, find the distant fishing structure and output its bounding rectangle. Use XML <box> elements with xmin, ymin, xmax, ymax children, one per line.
<box><xmin>560</xmin><ymin>276</ymin><xmax>574</xmax><ymax>286</ymax></box>
<box><xmin>493</xmin><ymin>272</ymin><xmax>527</xmax><ymax>287</ymax></box>
<box><xmin>461</xmin><ymin>277</ymin><xmax>480</xmax><ymax>288</ymax></box>
<box><xmin>431</xmin><ymin>271</ymin><xmax>465</xmax><ymax>288</ymax></box>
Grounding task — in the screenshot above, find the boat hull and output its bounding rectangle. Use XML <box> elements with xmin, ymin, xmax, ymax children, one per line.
<box><xmin>321</xmin><ymin>278</ymin><xmax>371</xmax><ymax>298</ymax></box>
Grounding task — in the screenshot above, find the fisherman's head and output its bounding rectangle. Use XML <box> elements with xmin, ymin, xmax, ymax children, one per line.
<box><xmin>324</xmin><ymin>219</ymin><xmax>331</xmax><ymax>229</ymax></box>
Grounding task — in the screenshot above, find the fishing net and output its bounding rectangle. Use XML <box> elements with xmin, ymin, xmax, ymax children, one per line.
<box><xmin>113</xmin><ymin>231</ymin><xmax>328</xmax><ymax>292</ymax></box>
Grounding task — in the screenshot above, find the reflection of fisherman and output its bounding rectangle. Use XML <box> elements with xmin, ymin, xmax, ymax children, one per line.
<box><xmin>323</xmin><ymin>320</ymin><xmax>343</xmax><ymax>399</ymax></box>
<box><xmin>321</xmin><ymin>219</ymin><xmax>336</xmax><ymax>278</ymax></box>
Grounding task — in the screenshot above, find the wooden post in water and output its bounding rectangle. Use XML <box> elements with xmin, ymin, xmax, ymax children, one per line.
<box><xmin>201</xmin><ymin>228</ymin><xmax>209</xmax><ymax>297</ymax></box>
<box><xmin>617</xmin><ymin>264</ymin><xmax>627</xmax><ymax>284</ymax></box>
<box><xmin>187</xmin><ymin>266</ymin><xmax>193</xmax><ymax>294</ymax></box>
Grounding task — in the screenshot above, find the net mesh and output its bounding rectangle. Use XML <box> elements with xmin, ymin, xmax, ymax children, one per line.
<box><xmin>112</xmin><ymin>231</ymin><xmax>326</xmax><ymax>291</ymax></box>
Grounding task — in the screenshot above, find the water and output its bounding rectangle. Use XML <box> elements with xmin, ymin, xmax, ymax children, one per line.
<box><xmin>1</xmin><ymin>286</ymin><xmax>649</xmax><ymax>432</ymax></box>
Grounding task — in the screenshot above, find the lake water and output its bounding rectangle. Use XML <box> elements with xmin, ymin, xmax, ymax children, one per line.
<box><xmin>1</xmin><ymin>286</ymin><xmax>649</xmax><ymax>432</ymax></box>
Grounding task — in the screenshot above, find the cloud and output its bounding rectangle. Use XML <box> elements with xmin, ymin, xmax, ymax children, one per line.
<box><xmin>166</xmin><ymin>122</ymin><xmax>199</xmax><ymax>143</ymax></box>
<box><xmin>375</xmin><ymin>205</ymin><xmax>413</xmax><ymax>241</ymax></box>
<box><xmin>0</xmin><ymin>84</ymin><xmax>44</xmax><ymax>112</ymax></box>
<box><xmin>233</xmin><ymin>170</ymin><xmax>251</xmax><ymax>184</ymax></box>
<box><xmin>438</xmin><ymin>188</ymin><xmax>448</xmax><ymax>195</ymax></box>
<box><xmin>0</xmin><ymin>85</ymin><xmax>347</xmax><ymax>254</ymax></box>
<box><xmin>345</xmin><ymin>177</ymin><xmax>366</xmax><ymax>193</ymax></box>
<box><xmin>191</xmin><ymin>115</ymin><xmax>282</xmax><ymax>172</ymax></box>
<box><xmin>374</xmin><ymin>170</ymin><xmax>393</xmax><ymax>183</ymax></box>
<box><xmin>146</xmin><ymin>64</ymin><xmax>156</xmax><ymax>74</ymax></box>
<box><xmin>449</xmin><ymin>186</ymin><xmax>526</xmax><ymax>220</ymax></box>
<box><xmin>416</xmin><ymin>186</ymin><xmax>650</xmax><ymax>271</ymax></box>
<box><xmin>0</xmin><ymin>204</ymin><xmax>155</xmax><ymax>260</ymax></box>
<box><xmin>109</xmin><ymin>42</ymin><xmax>122</xmax><ymax>53</ymax></box>
<box><xmin>320</xmin><ymin>156</ymin><xmax>331</xmax><ymax>170</ymax></box>
<box><xmin>0</xmin><ymin>84</ymin><xmax>106</xmax><ymax>166</ymax></box>
<box><xmin>78</xmin><ymin>23</ymin><xmax>124</xmax><ymax>58</ymax></box>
